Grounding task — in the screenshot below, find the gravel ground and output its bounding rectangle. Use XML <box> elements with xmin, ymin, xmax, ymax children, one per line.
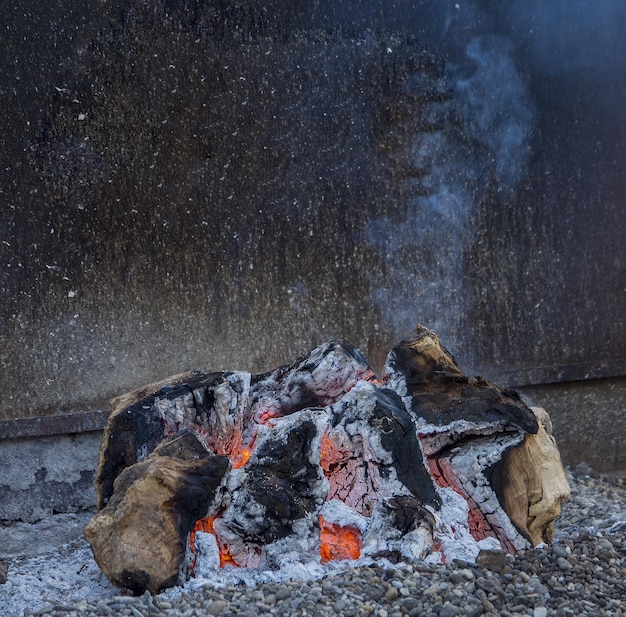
<box><xmin>1</xmin><ymin>464</ymin><xmax>624</xmax><ymax>617</ymax></box>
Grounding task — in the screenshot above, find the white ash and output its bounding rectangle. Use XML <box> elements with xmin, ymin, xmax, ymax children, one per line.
<box><xmin>319</xmin><ymin>499</ymin><xmax>369</xmax><ymax>533</ymax></box>
<box><xmin>428</xmin><ymin>486</ymin><xmax>503</xmax><ymax>564</ymax></box>
<box><xmin>436</xmin><ymin>432</ymin><xmax>530</xmax><ymax>552</ymax></box>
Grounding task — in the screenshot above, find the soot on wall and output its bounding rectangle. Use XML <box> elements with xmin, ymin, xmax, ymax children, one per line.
<box><xmin>1</xmin><ymin>0</ymin><xmax>624</xmax><ymax>420</ymax></box>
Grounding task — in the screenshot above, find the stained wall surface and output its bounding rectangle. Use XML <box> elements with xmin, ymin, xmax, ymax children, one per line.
<box><xmin>1</xmin><ymin>1</ymin><xmax>624</xmax><ymax>423</ymax></box>
<box><xmin>519</xmin><ymin>378</ymin><xmax>626</xmax><ymax>474</ymax></box>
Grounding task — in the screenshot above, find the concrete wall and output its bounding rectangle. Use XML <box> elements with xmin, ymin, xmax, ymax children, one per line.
<box><xmin>519</xmin><ymin>377</ymin><xmax>626</xmax><ymax>474</ymax></box>
<box><xmin>1</xmin><ymin>0</ymin><xmax>624</xmax><ymax>507</ymax></box>
<box><xmin>0</xmin><ymin>432</ymin><xmax>100</xmax><ymax>522</ymax></box>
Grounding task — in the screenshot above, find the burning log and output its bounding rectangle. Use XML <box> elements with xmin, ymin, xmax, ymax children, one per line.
<box><xmin>382</xmin><ymin>327</ymin><xmax>557</xmax><ymax>555</ymax></box>
<box><xmin>86</xmin><ymin>327</ymin><xmax>569</xmax><ymax>594</ymax></box>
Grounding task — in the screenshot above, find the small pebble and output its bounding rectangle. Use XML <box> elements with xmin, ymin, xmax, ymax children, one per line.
<box><xmin>439</xmin><ymin>604</ymin><xmax>459</xmax><ymax>617</ymax></box>
<box><xmin>207</xmin><ymin>599</ymin><xmax>227</xmax><ymax>615</ymax></box>
<box><xmin>384</xmin><ymin>587</ymin><xmax>399</xmax><ymax>601</ymax></box>
<box><xmin>557</xmin><ymin>557</ymin><xmax>573</xmax><ymax>571</ymax></box>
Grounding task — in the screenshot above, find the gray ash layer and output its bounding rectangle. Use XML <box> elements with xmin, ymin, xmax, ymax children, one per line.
<box><xmin>1</xmin><ymin>466</ymin><xmax>624</xmax><ymax>617</ymax></box>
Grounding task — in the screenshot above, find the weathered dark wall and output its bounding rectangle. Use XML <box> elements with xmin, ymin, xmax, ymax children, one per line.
<box><xmin>518</xmin><ymin>377</ymin><xmax>626</xmax><ymax>473</ymax></box>
<box><xmin>1</xmin><ymin>0</ymin><xmax>624</xmax><ymax>423</ymax></box>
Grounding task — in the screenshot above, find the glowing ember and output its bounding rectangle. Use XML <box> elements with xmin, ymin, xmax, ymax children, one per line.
<box><xmin>190</xmin><ymin>516</ymin><xmax>236</xmax><ymax>571</ymax></box>
<box><xmin>319</xmin><ymin>432</ymin><xmax>346</xmax><ymax>475</ymax></box>
<box><xmin>231</xmin><ymin>448</ymin><xmax>252</xmax><ymax>469</ymax></box>
<box><xmin>319</xmin><ymin>515</ymin><xmax>362</xmax><ymax>563</ymax></box>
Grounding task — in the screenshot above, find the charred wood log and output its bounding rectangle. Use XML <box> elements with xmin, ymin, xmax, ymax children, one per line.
<box><xmin>488</xmin><ymin>406</ymin><xmax>571</xmax><ymax>545</ymax></box>
<box><xmin>95</xmin><ymin>370</ymin><xmax>204</xmax><ymax>509</ymax></box>
<box><xmin>87</xmin><ymin>328</ymin><xmax>569</xmax><ymax>593</ymax></box>
<box><xmin>383</xmin><ymin>326</ymin><xmax>568</xmax><ymax>555</ymax></box>
<box><xmin>95</xmin><ymin>341</ymin><xmax>374</xmax><ymax>509</ymax></box>
<box><xmin>383</xmin><ymin>325</ymin><xmax>539</xmax><ymax>437</ymax></box>
<box><xmin>85</xmin><ymin>430</ymin><xmax>229</xmax><ymax>594</ymax></box>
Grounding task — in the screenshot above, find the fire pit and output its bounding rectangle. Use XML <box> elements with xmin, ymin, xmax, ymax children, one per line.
<box><xmin>85</xmin><ymin>326</ymin><xmax>570</xmax><ymax>594</ymax></box>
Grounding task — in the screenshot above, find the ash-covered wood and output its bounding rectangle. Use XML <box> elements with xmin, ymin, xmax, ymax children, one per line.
<box><xmin>87</xmin><ymin>328</ymin><xmax>569</xmax><ymax>593</ymax></box>
<box><xmin>321</xmin><ymin>384</ymin><xmax>438</xmax><ymax>515</ymax></box>
<box><xmin>361</xmin><ymin>495</ymin><xmax>436</xmax><ymax>563</ymax></box>
<box><xmin>382</xmin><ymin>326</ymin><xmax>568</xmax><ymax>557</ymax></box>
<box><xmin>369</xmin><ymin>389</ymin><xmax>440</xmax><ymax>509</ymax></box>
<box><xmin>229</xmin><ymin>418</ymin><xmax>324</xmax><ymax>544</ymax></box>
<box><xmin>95</xmin><ymin>341</ymin><xmax>374</xmax><ymax>509</ymax></box>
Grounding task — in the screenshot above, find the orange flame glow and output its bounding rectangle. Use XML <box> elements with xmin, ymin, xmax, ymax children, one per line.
<box><xmin>231</xmin><ymin>447</ymin><xmax>252</xmax><ymax>469</ymax></box>
<box><xmin>319</xmin><ymin>515</ymin><xmax>362</xmax><ymax>563</ymax></box>
<box><xmin>320</xmin><ymin>432</ymin><xmax>347</xmax><ymax>476</ymax></box>
<box><xmin>227</xmin><ymin>408</ymin><xmax>279</xmax><ymax>470</ymax></box>
<box><xmin>189</xmin><ymin>516</ymin><xmax>236</xmax><ymax>571</ymax></box>
<box><xmin>254</xmin><ymin>407</ymin><xmax>280</xmax><ymax>424</ymax></box>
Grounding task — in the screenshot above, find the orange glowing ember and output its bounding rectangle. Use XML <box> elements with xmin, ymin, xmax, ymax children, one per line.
<box><xmin>319</xmin><ymin>515</ymin><xmax>362</xmax><ymax>563</ymax></box>
<box><xmin>189</xmin><ymin>516</ymin><xmax>236</xmax><ymax>571</ymax></box>
<box><xmin>193</xmin><ymin>515</ymin><xmax>217</xmax><ymax>535</ymax></box>
<box><xmin>226</xmin><ymin>408</ymin><xmax>279</xmax><ymax>470</ymax></box>
<box><xmin>320</xmin><ymin>432</ymin><xmax>347</xmax><ymax>475</ymax></box>
<box><xmin>254</xmin><ymin>407</ymin><xmax>280</xmax><ymax>424</ymax></box>
<box><xmin>231</xmin><ymin>447</ymin><xmax>252</xmax><ymax>469</ymax></box>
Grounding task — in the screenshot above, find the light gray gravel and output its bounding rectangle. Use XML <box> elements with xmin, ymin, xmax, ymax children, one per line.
<box><xmin>1</xmin><ymin>465</ymin><xmax>624</xmax><ymax>617</ymax></box>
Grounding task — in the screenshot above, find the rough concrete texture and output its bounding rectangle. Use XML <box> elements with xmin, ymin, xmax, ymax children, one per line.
<box><xmin>0</xmin><ymin>512</ymin><xmax>93</xmax><ymax>559</ymax></box>
<box><xmin>0</xmin><ymin>432</ymin><xmax>101</xmax><ymax>522</ymax></box>
<box><xmin>519</xmin><ymin>377</ymin><xmax>626</xmax><ymax>474</ymax></box>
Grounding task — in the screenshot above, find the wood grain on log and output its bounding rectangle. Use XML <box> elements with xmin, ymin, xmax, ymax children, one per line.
<box><xmin>489</xmin><ymin>406</ymin><xmax>571</xmax><ymax>545</ymax></box>
<box><xmin>85</xmin><ymin>430</ymin><xmax>229</xmax><ymax>594</ymax></box>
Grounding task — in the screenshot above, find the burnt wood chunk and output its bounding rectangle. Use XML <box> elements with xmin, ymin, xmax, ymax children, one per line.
<box><xmin>225</xmin><ymin>418</ymin><xmax>325</xmax><ymax>545</ymax></box>
<box><xmin>85</xmin><ymin>430</ymin><xmax>229</xmax><ymax>595</ymax></box>
<box><xmin>249</xmin><ymin>421</ymin><xmax>322</xmax><ymax>529</ymax></box>
<box><xmin>95</xmin><ymin>370</ymin><xmax>242</xmax><ymax>508</ymax></box>
<box><xmin>488</xmin><ymin>407</ymin><xmax>571</xmax><ymax>544</ymax></box>
<box><xmin>384</xmin><ymin>325</ymin><xmax>538</xmax><ymax>435</ymax></box>
<box><xmin>95</xmin><ymin>370</ymin><xmax>197</xmax><ymax>509</ymax></box>
<box><xmin>368</xmin><ymin>388</ymin><xmax>440</xmax><ymax>509</ymax></box>
<box><xmin>383</xmin><ymin>326</ymin><xmax>568</xmax><ymax>555</ymax></box>
<box><xmin>361</xmin><ymin>495</ymin><xmax>436</xmax><ymax>563</ymax></box>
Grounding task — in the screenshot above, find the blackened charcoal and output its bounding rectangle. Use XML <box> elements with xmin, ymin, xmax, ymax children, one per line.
<box><xmin>245</xmin><ymin>420</ymin><xmax>323</xmax><ymax>542</ymax></box>
<box><xmin>386</xmin><ymin>326</ymin><xmax>539</xmax><ymax>435</ymax></box>
<box><xmin>370</xmin><ymin>388</ymin><xmax>440</xmax><ymax>510</ymax></box>
<box><xmin>384</xmin><ymin>495</ymin><xmax>437</xmax><ymax>535</ymax></box>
